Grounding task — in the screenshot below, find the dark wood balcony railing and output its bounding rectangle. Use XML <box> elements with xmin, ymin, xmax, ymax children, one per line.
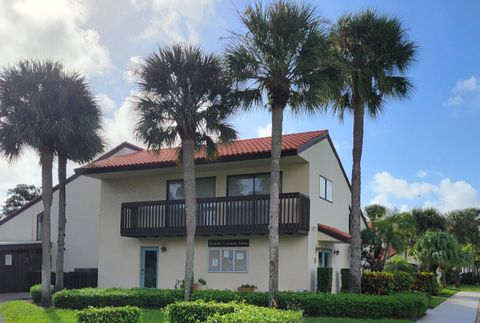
<box><xmin>120</xmin><ymin>192</ymin><xmax>310</xmax><ymax>237</ymax></box>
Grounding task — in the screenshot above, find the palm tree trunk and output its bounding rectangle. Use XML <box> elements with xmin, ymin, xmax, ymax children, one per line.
<box><xmin>55</xmin><ymin>155</ymin><xmax>67</xmax><ymax>291</ymax></box>
<box><xmin>268</xmin><ymin>105</ymin><xmax>283</xmax><ymax>307</ymax></box>
<box><xmin>40</xmin><ymin>148</ymin><xmax>53</xmax><ymax>306</ymax></box>
<box><xmin>183</xmin><ymin>137</ymin><xmax>197</xmax><ymax>301</ymax></box>
<box><xmin>349</xmin><ymin>95</ymin><xmax>364</xmax><ymax>292</ymax></box>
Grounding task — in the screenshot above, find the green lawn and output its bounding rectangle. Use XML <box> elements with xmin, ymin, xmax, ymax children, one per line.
<box><xmin>0</xmin><ymin>300</ymin><xmax>415</xmax><ymax>323</ymax></box>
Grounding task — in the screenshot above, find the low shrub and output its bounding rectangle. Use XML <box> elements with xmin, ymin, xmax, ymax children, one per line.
<box><xmin>361</xmin><ymin>271</ymin><xmax>394</xmax><ymax>295</ymax></box>
<box><xmin>207</xmin><ymin>304</ymin><xmax>302</xmax><ymax>323</ymax></box>
<box><xmin>77</xmin><ymin>306</ymin><xmax>141</xmax><ymax>323</ymax></box>
<box><xmin>412</xmin><ymin>272</ymin><xmax>439</xmax><ymax>295</ymax></box>
<box><xmin>165</xmin><ymin>300</ymin><xmax>237</xmax><ymax>323</ymax></box>
<box><xmin>29</xmin><ymin>284</ymin><xmax>54</xmax><ymax>303</ymax></box>
<box><xmin>391</xmin><ymin>271</ymin><xmax>415</xmax><ymax>292</ymax></box>
<box><xmin>316</xmin><ymin>267</ymin><xmax>332</xmax><ymax>293</ymax></box>
<box><xmin>276</xmin><ymin>291</ymin><xmax>428</xmax><ymax>319</ymax></box>
<box><xmin>52</xmin><ymin>287</ymin><xmax>428</xmax><ymax>319</ymax></box>
<box><xmin>53</xmin><ymin>288</ymin><xmax>184</xmax><ymax>309</ymax></box>
<box><xmin>193</xmin><ymin>289</ymin><xmax>267</xmax><ymax>307</ymax></box>
<box><xmin>461</xmin><ymin>272</ymin><xmax>476</xmax><ymax>285</ymax></box>
<box><xmin>340</xmin><ymin>268</ymin><xmax>350</xmax><ymax>292</ymax></box>
<box><xmin>384</xmin><ymin>256</ymin><xmax>416</xmax><ymax>274</ymax></box>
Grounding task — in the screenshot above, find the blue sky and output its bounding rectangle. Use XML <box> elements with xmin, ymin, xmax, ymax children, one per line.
<box><xmin>1</xmin><ymin>0</ymin><xmax>479</xmax><ymax>212</ymax></box>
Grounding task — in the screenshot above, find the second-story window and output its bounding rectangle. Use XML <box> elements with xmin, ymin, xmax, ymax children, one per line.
<box><xmin>167</xmin><ymin>177</ymin><xmax>216</xmax><ymax>200</ymax></box>
<box><xmin>227</xmin><ymin>173</ymin><xmax>281</xmax><ymax>196</ymax></box>
<box><xmin>320</xmin><ymin>176</ymin><xmax>333</xmax><ymax>202</ymax></box>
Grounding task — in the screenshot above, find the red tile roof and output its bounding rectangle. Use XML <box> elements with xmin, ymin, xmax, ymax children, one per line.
<box><xmin>318</xmin><ymin>224</ymin><xmax>351</xmax><ymax>243</ymax></box>
<box><xmin>76</xmin><ymin>130</ymin><xmax>328</xmax><ymax>174</ymax></box>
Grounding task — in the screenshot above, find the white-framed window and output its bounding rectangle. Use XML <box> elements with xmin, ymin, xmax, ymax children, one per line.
<box><xmin>319</xmin><ymin>176</ymin><xmax>333</xmax><ymax>202</ymax></box>
<box><xmin>208</xmin><ymin>249</ymin><xmax>248</xmax><ymax>272</ymax></box>
<box><xmin>318</xmin><ymin>249</ymin><xmax>331</xmax><ymax>268</ymax></box>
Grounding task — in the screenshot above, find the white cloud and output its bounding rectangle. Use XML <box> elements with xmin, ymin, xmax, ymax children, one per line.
<box><xmin>102</xmin><ymin>93</ymin><xmax>141</xmax><ymax>147</ymax></box>
<box><xmin>369</xmin><ymin>171</ymin><xmax>480</xmax><ymax>212</ymax></box>
<box><xmin>454</xmin><ymin>76</ymin><xmax>479</xmax><ymax>93</ymax></box>
<box><xmin>129</xmin><ymin>0</ymin><xmax>217</xmax><ymax>42</ymax></box>
<box><xmin>416</xmin><ymin>170</ymin><xmax>428</xmax><ymax>178</ymax></box>
<box><xmin>123</xmin><ymin>56</ymin><xmax>144</xmax><ymax>84</ymax></box>
<box><xmin>0</xmin><ymin>0</ymin><xmax>111</xmax><ymax>75</ymax></box>
<box><xmin>443</xmin><ymin>95</ymin><xmax>464</xmax><ymax>107</ymax></box>
<box><xmin>445</xmin><ymin>76</ymin><xmax>480</xmax><ymax>108</ymax></box>
<box><xmin>258</xmin><ymin>123</ymin><xmax>272</xmax><ymax>137</ymax></box>
<box><xmin>96</xmin><ymin>94</ymin><xmax>116</xmax><ymax>111</ymax></box>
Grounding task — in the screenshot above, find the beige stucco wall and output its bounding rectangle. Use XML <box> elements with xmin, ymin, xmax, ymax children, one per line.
<box><xmin>96</xmin><ymin>136</ymin><xmax>351</xmax><ymax>292</ymax></box>
<box><xmin>299</xmin><ymin>138</ymin><xmax>352</xmax><ymax>292</ymax></box>
<box><xmin>97</xmin><ymin>158</ymin><xmax>311</xmax><ymax>291</ymax></box>
<box><xmin>0</xmin><ymin>175</ymin><xmax>101</xmax><ymax>271</ymax></box>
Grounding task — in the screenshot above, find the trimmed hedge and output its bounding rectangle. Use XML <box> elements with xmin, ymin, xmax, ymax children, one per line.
<box><xmin>165</xmin><ymin>300</ymin><xmax>236</xmax><ymax>323</ymax></box>
<box><xmin>276</xmin><ymin>292</ymin><xmax>428</xmax><ymax>319</ymax></box>
<box><xmin>413</xmin><ymin>272</ymin><xmax>439</xmax><ymax>295</ymax></box>
<box><xmin>207</xmin><ymin>303</ymin><xmax>302</xmax><ymax>323</ymax></box>
<box><xmin>77</xmin><ymin>306</ymin><xmax>141</xmax><ymax>323</ymax></box>
<box><xmin>53</xmin><ymin>288</ymin><xmax>184</xmax><ymax>309</ymax></box>
<box><xmin>340</xmin><ymin>268</ymin><xmax>350</xmax><ymax>292</ymax></box>
<box><xmin>362</xmin><ymin>271</ymin><xmax>439</xmax><ymax>296</ymax></box>
<box><xmin>52</xmin><ymin>287</ymin><xmax>428</xmax><ymax>319</ymax></box>
<box><xmin>317</xmin><ymin>267</ymin><xmax>332</xmax><ymax>293</ymax></box>
<box><xmin>391</xmin><ymin>272</ymin><xmax>415</xmax><ymax>292</ymax></box>
<box><xmin>30</xmin><ymin>284</ymin><xmax>54</xmax><ymax>303</ymax></box>
<box><xmin>362</xmin><ymin>272</ymin><xmax>394</xmax><ymax>295</ymax></box>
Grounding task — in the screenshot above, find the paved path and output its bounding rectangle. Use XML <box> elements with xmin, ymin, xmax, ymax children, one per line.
<box><xmin>417</xmin><ymin>291</ymin><xmax>480</xmax><ymax>323</ymax></box>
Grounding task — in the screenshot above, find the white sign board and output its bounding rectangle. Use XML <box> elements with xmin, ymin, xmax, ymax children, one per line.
<box><xmin>5</xmin><ymin>254</ymin><xmax>12</xmax><ymax>266</ymax></box>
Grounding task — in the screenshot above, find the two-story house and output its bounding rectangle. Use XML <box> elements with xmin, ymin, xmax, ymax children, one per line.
<box><xmin>76</xmin><ymin>130</ymin><xmax>352</xmax><ymax>292</ymax></box>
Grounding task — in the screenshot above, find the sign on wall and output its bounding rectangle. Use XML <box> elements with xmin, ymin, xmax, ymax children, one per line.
<box><xmin>208</xmin><ymin>239</ymin><xmax>249</xmax><ymax>247</ymax></box>
<box><xmin>5</xmin><ymin>254</ymin><xmax>12</xmax><ymax>266</ymax></box>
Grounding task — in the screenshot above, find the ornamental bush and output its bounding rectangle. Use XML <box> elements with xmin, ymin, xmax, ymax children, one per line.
<box><xmin>206</xmin><ymin>303</ymin><xmax>302</xmax><ymax>323</ymax></box>
<box><xmin>361</xmin><ymin>271</ymin><xmax>394</xmax><ymax>295</ymax></box>
<box><xmin>412</xmin><ymin>272</ymin><xmax>439</xmax><ymax>295</ymax></box>
<box><xmin>53</xmin><ymin>288</ymin><xmax>184</xmax><ymax>309</ymax></box>
<box><xmin>52</xmin><ymin>287</ymin><xmax>429</xmax><ymax>319</ymax></box>
<box><xmin>77</xmin><ymin>306</ymin><xmax>141</xmax><ymax>323</ymax></box>
<box><xmin>316</xmin><ymin>267</ymin><xmax>332</xmax><ymax>293</ymax></box>
<box><xmin>340</xmin><ymin>268</ymin><xmax>350</xmax><ymax>292</ymax></box>
<box><xmin>29</xmin><ymin>284</ymin><xmax>54</xmax><ymax>303</ymax></box>
<box><xmin>276</xmin><ymin>291</ymin><xmax>427</xmax><ymax>319</ymax></box>
<box><xmin>165</xmin><ymin>300</ymin><xmax>237</xmax><ymax>323</ymax></box>
<box><xmin>391</xmin><ymin>271</ymin><xmax>415</xmax><ymax>292</ymax></box>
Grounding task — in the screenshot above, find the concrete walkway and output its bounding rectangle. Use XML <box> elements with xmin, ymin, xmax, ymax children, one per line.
<box><xmin>0</xmin><ymin>293</ymin><xmax>30</xmax><ymax>303</ymax></box>
<box><xmin>417</xmin><ymin>291</ymin><xmax>480</xmax><ymax>323</ymax></box>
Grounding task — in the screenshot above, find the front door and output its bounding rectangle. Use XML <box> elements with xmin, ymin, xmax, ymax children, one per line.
<box><xmin>140</xmin><ymin>247</ymin><xmax>158</xmax><ymax>288</ymax></box>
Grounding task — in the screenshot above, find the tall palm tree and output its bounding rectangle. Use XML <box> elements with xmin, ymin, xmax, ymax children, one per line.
<box><xmin>134</xmin><ymin>44</ymin><xmax>238</xmax><ymax>300</ymax></box>
<box><xmin>54</xmin><ymin>72</ymin><xmax>104</xmax><ymax>291</ymax></box>
<box><xmin>226</xmin><ymin>1</ymin><xmax>339</xmax><ymax>306</ymax></box>
<box><xmin>330</xmin><ymin>10</ymin><xmax>417</xmax><ymax>291</ymax></box>
<box><xmin>0</xmin><ymin>60</ymin><xmax>67</xmax><ymax>306</ymax></box>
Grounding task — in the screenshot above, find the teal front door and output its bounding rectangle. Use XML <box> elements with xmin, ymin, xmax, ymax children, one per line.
<box><xmin>140</xmin><ymin>247</ymin><xmax>158</xmax><ymax>288</ymax></box>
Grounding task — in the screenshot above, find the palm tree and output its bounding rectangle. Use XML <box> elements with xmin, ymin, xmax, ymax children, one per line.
<box><xmin>226</xmin><ymin>1</ymin><xmax>339</xmax><ymax>306</ymax></box>
<box><xmin>134</xmin><ymin>44</ymin><xmax>238</xmax><ymax>300</ymax></box>
<box><xmin>54</xmin><ymin>72</ymin><xmax>104</xmax><ymax>291</ymax></box>
<box><xmin>330</xmin><ymin>10</ymin><xmax>417</xmax><ymax>292</ymax></box>
<box><xmin>0</xmin><ymin>60</ymin><xmax>66</xmax><ymax>306</ymax></box>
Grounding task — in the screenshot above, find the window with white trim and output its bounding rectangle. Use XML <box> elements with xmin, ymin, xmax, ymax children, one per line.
<box><xmin>320</xmin><ymin>176</ymin><xmax>333</xmax><ymax>202</ymax></box>
<box><xmin>208</xmin><ymin>249</ymin><xmax>248</xmax><ymax>272</ymax></box>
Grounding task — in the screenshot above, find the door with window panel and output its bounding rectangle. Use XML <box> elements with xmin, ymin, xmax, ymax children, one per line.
<box><xmin>227</xmin><ymin>173</ymin><xmax>272</xmax><ymax>225</ymax></box>
<box><xmin>167</xmin><ymin>178</ymin><xmax>216</xmax><ymax>226</ymax></box>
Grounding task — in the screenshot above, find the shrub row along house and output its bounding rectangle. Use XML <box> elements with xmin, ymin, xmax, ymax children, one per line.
<box><xmin>0</xmin><ymin>130</ymin><xmax>353</xmax><ymax>293</ymax></box>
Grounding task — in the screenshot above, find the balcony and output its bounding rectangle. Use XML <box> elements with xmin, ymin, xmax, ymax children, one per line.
<box><xmin>120</xmin><ymin>192</ymin><xmax>310</xmax><ymax>237</ymax></box>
